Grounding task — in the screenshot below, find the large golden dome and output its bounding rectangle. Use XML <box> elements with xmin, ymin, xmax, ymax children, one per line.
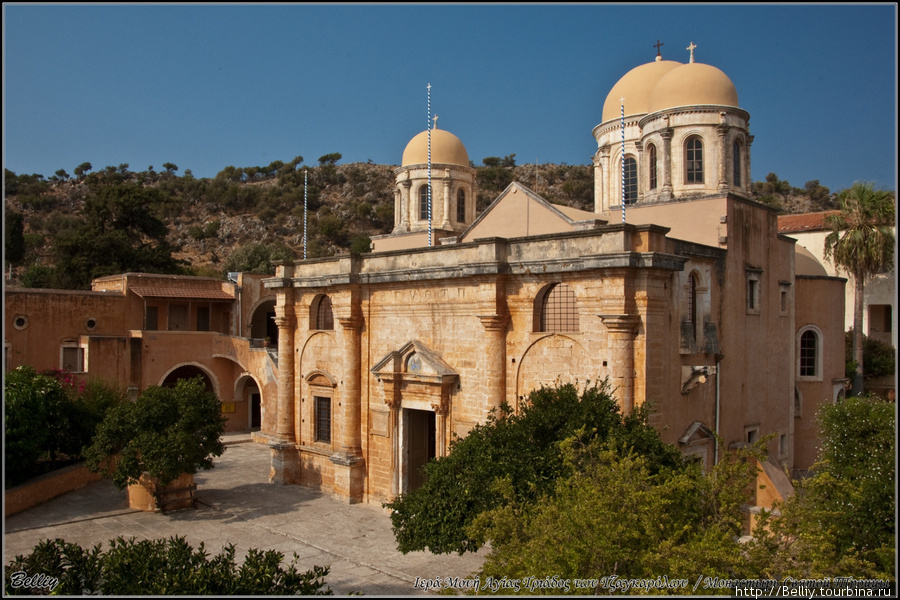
<box><xmin>401</xmin><ymin>128</ymin><xmax>469</xmax><ymax>167</ymax></box>
<box><xmin>646</xmin><ymin>62</ymin><xmax>739</xmax><ymax>113</ymax></box>
<box><xmin>601</xmin><ymin>59</ymin><xmax>683</xmax><ymax>123</ymax></box>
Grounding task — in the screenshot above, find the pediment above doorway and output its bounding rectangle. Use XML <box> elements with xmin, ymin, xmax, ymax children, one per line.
<box><xmin>371</xmin><ymin>340</ymin><xmax>458</xmax><ymax>412</ymax></box>
<box><xmin>371</xmin><ymin>340</ymin><xmax>458</xmax><ymax>385</ymax></box>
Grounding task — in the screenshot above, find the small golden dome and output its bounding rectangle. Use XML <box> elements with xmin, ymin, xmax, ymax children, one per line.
<box><xmin>646</xmin><ymin>62</ymin><xmax>739</xmax><ymax>113</ymax></box>
<box><xmin>601</xmin><ymin>59</ymin><xmax>683</xmax><ymax>123</ymax></box>
<box><xmin>401</xmin><ymin>129</ymin><xmax>469</xmax><ymax>167</ymax></box>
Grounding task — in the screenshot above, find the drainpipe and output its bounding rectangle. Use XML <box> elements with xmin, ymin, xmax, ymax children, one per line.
<box><xmin>714</xmin><ymin>355</ymin><xmax>721</xmax><ymax>465</ymax></box>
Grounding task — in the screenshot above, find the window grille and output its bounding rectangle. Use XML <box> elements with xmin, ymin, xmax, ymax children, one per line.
<box><xmin>315</xmin><ymin>396</ymin><xmax>331</xmax><ymax>443</ymax></box>
<box><xmin>540</xmin><ymin>283</ymin><xmax>579</xmax><ymax>333</ymax></box>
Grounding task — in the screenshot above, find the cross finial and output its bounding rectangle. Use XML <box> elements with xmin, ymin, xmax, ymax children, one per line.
<box><xmin>654</xmin><ymin>39</ymin><xmax>664</xmax><ymax>57</ymax></box>
<box><xmin>687</xmin><ymin>41</ymin><xmax>697</xmax><ymax>63</ymax></box>
<box><xmin>432</xmin><ymin>114</ymin><xmax>438</xmax><ymax>129</ymax></box>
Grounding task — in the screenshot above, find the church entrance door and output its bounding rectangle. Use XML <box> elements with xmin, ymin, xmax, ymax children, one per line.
<box><xmin>403</xmin><ymin>408</ymin><xmax>436</xmax><ymax>492</ymax></box>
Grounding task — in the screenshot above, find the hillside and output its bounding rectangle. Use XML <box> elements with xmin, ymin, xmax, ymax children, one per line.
<box><xmin>4</xmin><ymin>160</ymin><xmax>840</xmax><ymax>288</ymax></box>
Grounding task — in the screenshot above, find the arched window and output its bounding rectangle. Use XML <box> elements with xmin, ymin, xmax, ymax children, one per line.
<box><xmin>419</xmin><ymin>185</ymin><xmax>431</xmax><ymax>221</ymax></box>
<box><xmin>536</xmin><ymin>283</ymin><xmax>579</xmax><ymax>333</ymax></box>
<box><xmin>623</xmin><ymin>157</ymin><xmax>638</xmax><ymax>204</ymax></box>
<box><xmin>733</xmin><ymin>140</ymin><xmax>742</xmax><ymax>187</ymax></box>
<box><xmin>312</xmin><ymin>295</ymin><xmax>334</xmax><ymax>330</ymax></box>
<box><xmin>456</xmin><ymin>188</ymin><xmax>466</xmax><ymax>223</ymax></box>
<box><xmin>799</xmin><ymin>329</ymin><xmax>818</xmax><ymax>378</ymax></box>
<box><xmin>685</xmin><ymin>137</ymin><xmax>703</xmax><ymax>184</ymax></box>
<box><xmin>648</xmin><ymin>144</ymin><xmax>658</xmax><ymax>190</ymax></box>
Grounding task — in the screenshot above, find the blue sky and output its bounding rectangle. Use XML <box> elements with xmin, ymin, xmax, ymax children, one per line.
<box><xmin>3</xmin><ymin>3</ymin><xmax>897</xmax><ymax>193</ymax></box>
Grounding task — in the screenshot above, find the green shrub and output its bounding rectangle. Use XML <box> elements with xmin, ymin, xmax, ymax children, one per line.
<box><xmin>4</xmin><ymin>536</ymin><xmax>331</xmax><ymax>595</ymax></box>
<box><xmin>845</xmin><ymin>329</ymin><xmax>896</xmax><ymax>380</ymax></box>
<box><xmin>4</xmin><ymin>367</ymin><xmax>129</xmax><ymax>488</ymax></box>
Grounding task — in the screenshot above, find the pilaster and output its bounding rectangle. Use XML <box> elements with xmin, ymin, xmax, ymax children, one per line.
<box><xmin>478</xmin><ymin>313</ymin><xmax>509</xmax><ymax>417</ymax></box>
<box><xmin>330</xmin><ymin>314</ymin><xmax>365</xmax><ymax>503</ymax></box>
<box><xmin>599</xmin><ymin>314</ymin><xmax>641</xmax><ymax>414</ymax></box>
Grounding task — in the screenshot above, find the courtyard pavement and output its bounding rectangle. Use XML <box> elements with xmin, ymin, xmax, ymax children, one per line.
<box><xmin>4</xmin><ymin>434</ymin><xmax>486</xmax><ymax>596</ymax></box>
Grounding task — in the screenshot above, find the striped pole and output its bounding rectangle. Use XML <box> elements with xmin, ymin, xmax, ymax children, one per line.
<box><xmin>303</xmin><ymin>168</ymin><xmax>308</xmax><ymax>259</ymax></box>
<box><xmin>621</xmin><ymin>98</ymin><xmax>626</xmax><ymax>223</ymax></box>
<box><xmin>427</xmin><ymin>83</ymin><xmax>433</xmax><ymax>246</ymax></box>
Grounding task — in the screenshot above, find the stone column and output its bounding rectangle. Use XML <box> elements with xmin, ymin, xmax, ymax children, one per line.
<box><xmin>635</xmin><ymin>141</ymin><xmax>644</xmax><ymax>203</ymax></box>
<box><xmin>274</xmin><ymin>305</ymin><xmax>295</xmax><ymax>440</ymax></box>
<box><xmin>745</xmin><ymin>135</ymin><xmax>754</xmax><ymax>195</ymax></box>
<box><xmin>431</xmin><ymin>387</ymin><xmax>450</xmax><ymax>458</ymax></box>
<box><xmin>599</xmin><ymin>146</ymin><xmax>611</xmax><ymax>212</ymax></box>
<box><xmin>592</xmin><ymin>153</ymin><xmax>603</xmax><ymax>214</ymax></box>
<box><xmin>270</xmin><ymin>288</ymin><xmax>298</xmax><ymax>485</ymax></box>
<box><xmin>331</xmin><ymin>315</ymin><xmax>365</xmax><ymax>502</ymax></box>
<box><xmin>717</xmin><ymin>122</ymin><xmax>729</xmax><ymax>192</ymax></box>
<box><xmin>660</xmin><ymin>128</ymin><xmax>674</xmax><ymax>200</ymax></box>
<box><xmin>478</xmin><ymin>314</ymin><xmax>509</xmax><ymax>418</ymax></box>
<box><xmin>392</xmin><ymin>186</ymin><xmax>402</xmax><ymax>233</ymax></box>
<box><xmin>599</xmin><ymin>314</ymin><xmax>640</xmax><ymax>414</ymax></box>
<box><xmin>400</xmin><ymin>180</ymin><xmax>411</xmax><ymax>231</ymax></box>
<box><xmin>441</xmin><ymin>170</ymin><xmax>452</xmax><ymax>230</ymax></box>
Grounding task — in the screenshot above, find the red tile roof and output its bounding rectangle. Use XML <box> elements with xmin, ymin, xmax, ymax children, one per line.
<box><xmin>777</xmin><ymin>211</ymin><xmax>839</xmax><ymax>233</ymax></box>
<box><xmin>129</xmin><ymin>286</ymin><xmax>234</xmax><ymax>301</ymax></box>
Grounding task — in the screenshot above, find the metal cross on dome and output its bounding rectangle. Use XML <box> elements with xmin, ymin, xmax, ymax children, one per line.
<box><xmin>687</xmin><ymin>41</ymin><xmax>697</xmax><ymax>63</ymax></box>
<box><xmin>654</xmin><ymin>39</ymin><xmax>663</xmax><ymax>57</ymax></box>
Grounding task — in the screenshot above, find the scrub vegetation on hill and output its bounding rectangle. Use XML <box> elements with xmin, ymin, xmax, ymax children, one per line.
<box><xmin>5</xmin><ymin>154</ymin><xmax>848</xmax><ymax>290</ymax></box>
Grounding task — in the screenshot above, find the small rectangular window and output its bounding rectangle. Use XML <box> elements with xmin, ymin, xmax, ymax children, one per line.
<box><xmin>779</xmin><ymin>434</ymin><xmax>788</xmax><ymax>457</ymax></box>
<box><xmin>315</xmin><ymin>396</ymin><xmax>331</xmax><ymax>443</ymax></box>
<box><xmin>746</xmin><ymin>428</ymin><xmax>759</xmax><ymax>444</ymax></box>
<box><xmin>746</xmin><ymin>270</ymin><xmax>761</xmax><ymax>314</ymax></box>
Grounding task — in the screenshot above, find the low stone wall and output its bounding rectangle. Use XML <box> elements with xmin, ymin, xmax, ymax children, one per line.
<box><xmin>5</xmin><ymin>463</ymin><xmax>103</xmax><ymax>517</ymax></box>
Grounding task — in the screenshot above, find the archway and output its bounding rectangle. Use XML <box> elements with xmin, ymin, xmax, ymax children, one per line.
<box><xmin>161</xmin><ymin>365</ymin><xmax>214</xmax><ymax>392</ymax></box>
<box><xmin>249</xmin><ymin>299</ymin><xmax>278</xmax><ymax>343</ymax></box>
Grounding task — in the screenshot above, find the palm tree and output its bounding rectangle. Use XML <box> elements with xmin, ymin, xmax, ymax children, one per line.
<box><xmin>824</xmin><ymin>182</ymin><xmax>895</xmax><ymax>396</ymax></box>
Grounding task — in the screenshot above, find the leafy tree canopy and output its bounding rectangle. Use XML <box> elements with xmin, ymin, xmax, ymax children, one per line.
<box><xmin>472</xmin><ymin>440</ymin><xmax>764</xmax><ymax>593</ymax></box>
<box><xmin>318</xmin><ymin>153</ymin><xmax>342</xmax><ymax>166</ymax></box>
<box><xmin>84</xmin><ymin>377</ymin><xmax>227</xmax><ymax>489</ymax></box>
<box><xmin>222</xmin><ymin>241</ymin><xmax>295</xmax><ymax>276</ymax></box>
<box><xmin>51</xmin><ymin>182</ymin><xmax>186</xmax><ymax>288</ymax></box>
<box><xmin>749</xmin><ymin>396</ymin><xmax>896</xmax><ymax>580</ymax></box>
<box><xmin>385</xmin><ymin>382</ymin><xmax>683</xmax><ymax>555</ymax></box>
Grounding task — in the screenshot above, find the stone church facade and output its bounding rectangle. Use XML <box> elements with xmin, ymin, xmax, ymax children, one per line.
<box><xmin>4</xmin><ymin>47</ymin><xmax>847</xmax><ymax>505</ymax></box>
<box><xmin>258</xmin><ymin>48</ymin><xmax>847</xmax><ymax>503</ymax></box>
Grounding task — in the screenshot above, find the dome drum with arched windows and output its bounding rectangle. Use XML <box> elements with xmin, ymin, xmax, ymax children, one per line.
<box><xmin>389</xmin><ymin>126</ymin><xmax>477</xmax><ymax>238</ymax></box>
<box><xmin>592</xmin><ymin>49</ymin><xmax>751</xmax><ymax>213</ymax></box>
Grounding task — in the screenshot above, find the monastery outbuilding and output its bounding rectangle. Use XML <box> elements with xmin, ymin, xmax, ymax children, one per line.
<box><xmin>5</xmin><ymin>45</ymin><xmax>849</xmax><ymax>507</ymax></box>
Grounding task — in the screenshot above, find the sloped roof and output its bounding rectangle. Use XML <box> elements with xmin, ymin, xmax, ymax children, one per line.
<box><xmin>129</xmin><ymin>286</ymin><xmax>234</xmax><ymax>301</ymax></box>
<box><xmin>777</xmin><ymin>211</ymin><xmax>839</xmax><ymax>234</ymax></box>
<box><xmin>458</xmin><ymin>182</ymin><xmax>601</xmax><ymax>242</ymax></box>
